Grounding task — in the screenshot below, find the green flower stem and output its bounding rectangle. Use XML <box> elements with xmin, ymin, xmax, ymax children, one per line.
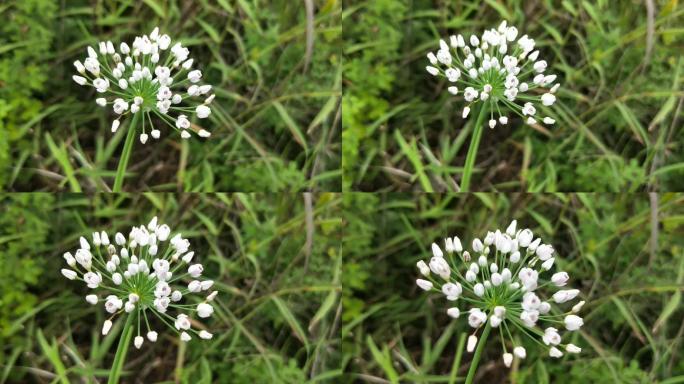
<box><xmin>448</xmin><ymin>332</ymin><xmax>468</xmax><ymax>384</ymax></box>
<box><xmin>465</xmin><ymin>321</ymin><xmax>492</xmax><ymax>384</ymax></box>
<box><xmin>113</xmin><ymin>113</ymin><xmax>140</xmax><ymax>192</ymax></box>
<box><xmin>460</xmin><ymin>103</ymin><xmax>488</xmax><ymax>192</ymax></box>
<box><xmin>108</xmin><ymin>313</ymin><xmax>135</xmax><ymax>384</ymax></box>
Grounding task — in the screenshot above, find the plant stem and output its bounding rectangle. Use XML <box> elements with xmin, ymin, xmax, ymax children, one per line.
<box><xmin>460</xmin><ymin>104</ymin><xmax>488</xmax><ymax>192</ymax></box>
<box><xmin>113</xmin><ymin>113</ymin><xmax>140</xmax><ymax>192</ymax></box>
<box><xmin>108</xmin><ymin>314</ymin><xmax>135</xmax><ymax>384</ymax></box>
<box><xmin>465</xmin><ymin>321</ymin><xmax>492</xmax><ymax>384</ymax></box>
<box><xmin>448</xmin><ymin>332</ymin><xmax>468</xmax><ymax>384</ymax></box>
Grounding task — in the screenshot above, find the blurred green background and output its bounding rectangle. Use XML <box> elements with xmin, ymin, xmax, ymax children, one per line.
<box><xmin>0</xmin><ymin>192</ymin><xmax>342</xmax><ymax>383</ymax></box>
<box><xmin>342</xmin><ymin>193</ymin><xmax>684</xmax><ymax>382</ymax></box>
<box><xmin>343</xmin><ymin>0</ymin><xmax>684</xmax><ymax>192</ymax></box>
<box><xmin>0</xmin><ymin>0</ymin><xmax>341</xmax><ymax>192</ymax></box>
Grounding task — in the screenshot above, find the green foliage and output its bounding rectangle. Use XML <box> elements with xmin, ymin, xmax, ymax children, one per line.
<box><xmin>341</xmin><ymin>193</ymin><xmax>378</xmax><ymax>322</ymax></box>
<box><xmin>0</xmin><ymin>0</ymin><xmax>57</xmax><ymax>189</ymax></box>
<box><xmin>0</xmin><ymin>194</ymin><xmax>53</xmax><ymax>341</ymax></box>
<box><xmin>342</xmin><ymin>0</ymin><xmax>407</xmax><ymax>190</ymax></box>
<box><xmin>218</xmin><ymin>355</ymin><xmax>307</xmax><ymax>383</ymax></box>
<box><xmin>230</xmin><ymin>158</ymin><xmax>307</xmax><ymax>192</ymax></box>
<box><xmin>342</xmin><ymin>0</ymin><xmax>684</xmax><ymax>191</ymax></box>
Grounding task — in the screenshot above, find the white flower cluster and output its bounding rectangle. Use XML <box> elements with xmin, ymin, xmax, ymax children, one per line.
<box><xmin>415</xmin><ymin>220</ymin><xmax>584</xmax><ymax>367</ymax></box>
<box><xmin>72</xmin><ymin>27</ymin><xmax>214</xmax><ymax>143</ymax></box>
<box><xmin>61</xmin><ymin>217</ymin><xmax>217</xmax><ymax>348</ymax></box>
<box><xmin>425</xmin><ymin>21</ymin><xmax>558</xmax><ymax>128</ymax></box>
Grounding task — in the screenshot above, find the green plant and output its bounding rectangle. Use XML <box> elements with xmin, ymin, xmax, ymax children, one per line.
<box><xmin>342</xmin><ymin>0</ymin><xmax>684</xmax><ymax>191</ymax></box>
<box><xmin>0</xmin><ymin>0</ymin><xmax>56</xmax><ymax>189</ymax></box>
<box><xmin>342</xmin><ymin>193</ymin><xmax>684</xmax><ymax>383</ymax></box>
<box><xmin>0</xmin><ymin>194</ymin><xmax>53</xmax><ymax>341</ymax></box>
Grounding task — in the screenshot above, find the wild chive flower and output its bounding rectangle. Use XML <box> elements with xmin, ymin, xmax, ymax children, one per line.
<box><xmin>415</xmin><ymin>220</ymin><xmax>585</xmax><ymax>370</ymax></box>
<box><xmin>72</xmin><ymin>27</ymin><xmax>214</xmax><ymax>143</ymax></box>
<box><xmin>425</xmin><ymin>21</ymin><xmax>559</xmax><ymax>129</ymax></box>
<box><xmin>61</xmin><ymin>217</ymin><xmax>217</xmax><ymax>348</ymax></box>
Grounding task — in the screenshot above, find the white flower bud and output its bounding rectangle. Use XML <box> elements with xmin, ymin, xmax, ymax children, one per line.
<box><xmin>473</xmin><ymin>283</ymin><xmax>485</xmax><ymax>297</ymax></box>
<box><xmin>528</xmin><ymin>238</ymin><xmax>541</xmax><ymax>252</ymax></box>
<box><xmin>180</xmin><ymin>332</ymin><xmax>192</xmax><ymax>342</ymax></box>
<box><xmin>491</xmin><ymin>272</ymin><xmax>502</xmax><ymax>286</ymax></box>
<box><xmin>188</xmin><ymin>280</ymin><xmax>202</xmax><ymax>292</ymax></box>
<box><xmin>465</xmin><ymin>270</ymin><xmax>476</xmax><ymax>282</ymax></box>
<box><xmin>447</xmin><ymin>307</ymin><xmax>460</xmax><ymax>319</ymax></box>
<box><xmin>61</xmin><ymin>269</ymin><xmax>77</xmax><ymax>280</ymax></box>
<box><xmin>174</xmin><ymin>314</ymin><xmax>191</xmax><ymax>330</ymax></box>
<box><xmin>102</xmin><ymin>320</ymin><xmax>113</xmax><ymax>335</ymax></box>
<box><xmin>468</xmin><ymin>308</ymin><xmax>487</xmax><ymax>328</ymax></box>
<box><xmin>572</xmin><ymin>300</ymin><xmax>585</xmax><ymax>313</ymax></box>
<box><xmin>171</xmin><ymin>290</ymin><xmax>183</xmax><ymax>302</ymax></box>
<box><xmin>467</xmin><ymin>335</ymin><xmax>477</xmax><ymax>352</ymax></box>
<box><xmin>207</xmin><ymin>291</ymin><xmax>218</xmax><ymax>301</ymax></box>
<box><xmin>553</xmin><ymin>289</ymin><xmax>579</xmax><ymax>303</ymax></box>
<box><xmin>542</xmin><ymin>327</ymin><xmax>561</xmax><ymax>345</ymax></box>
<box><xmin>442</xmin><ymin>282</ymin><xmax>462</xmax><ymax>300</ymax></box>
<box><xmin>472</xmin><ymin>239</ymin><xmax>484</xmax><ymax>253</ymax></box>
<box><xmin>416</xmin><ymin>260</ymin><xmax>430</xmax><ymax>276</ymax></box>
<box><xmin>551</xmin><ymin>272</ymin><xmax>569</xmax><ymax>286</ymax></box>
<box><xmin>538</xmin><ymin>301</ymin><xmax>551</xmax><ymax>314</ymax></box>
<box><xmin>188</xmin><ymin>264</ymin><xmax>204</xmax><ymax>278</ymax></box>
<box><xmin>514</xmin><ymin>346</ymin><xmax>526</xmax><ymax>359</ymax></box>
<box><xmin>156</xmin><ymin>224</ymin><xmax>171</xmax><ymax>241</ymax></box>
<box><xmin>416</xmin><ymin>279</ymin><xmax>433</xmax><ymax>291</ymax></box>
<box><xmin>125</xmin><ymin>301</ymin><xmax>136</xmax><ymax>313</ymax></box>
<box><xmin>112</xmin><ymin>273</ymin><xmax>123</xmax><ymax>285</ymax></box>
<box><xmin>541</xmin><ymin>93</ymin><xmax>556</xmax><ymax>106</ymax></box>
<box><xmin>503</xmin><ymin>352</ymin><xmax>513</xmax><ymax>367</ymax></box>
<box><xmin>196</xmin><ymin>105</ymin><xmax>211</xmax><ymax>118</ymax></box>
<box><xmin>541</xmin><ymin>257</ymin><xmax>555</xmax><ymax>270</ymax></box>
<box><xmin>533</xmin><ymin>60</ymin><xmax>547</xmax><ymax>73</ymax></box>
<box><xmin>63</xmin><ymin>252</ymin><xmax>76</xmax><ymax>267</ymax></box>
<box><xmin>564</xmin><ymin>315</ymin><xmax>584</xmax><ymax>331</ymax></box>
<box><xmin>134</xmin><ymin>336</ymin><xmax>144</xmax><ymax>349</ymax></box>
<box><xmin>147</xmin><ymin>331</ymin><xmax>158</xmax><ymax>342</ymax></box>
<box><xmin>197</xmin><ymin>303</ymin><xmax>214</xmax><ymax>318</ymax></box>
<box><xmin>429</xmin><ymin>257</ymin><xmax>450</xmax><ymax>280</ymax></box>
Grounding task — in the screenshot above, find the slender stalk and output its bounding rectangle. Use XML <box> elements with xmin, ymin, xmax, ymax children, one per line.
<box><xmin>448</xmin><ymin>332</ymin><xmax>468</xmax><ymax>384</ymax></box>
<box><xmin>113</xmin><ymin>113</ymin><xmax>140</xmax><ymax>192</ymax></box>
<box><xmin>108</xmin><ymin>314</ymin><xmax>135</xmax><ymax>384</ymax></box>
<box><xmin>465</xmin><ymin>321</ymin><xmax>492</xmax><ymax>384</ymax></box>
<box><xmin>460</xmin><ymin>104</ymin><xmax>488</xmax><ymax>192</ymax></box>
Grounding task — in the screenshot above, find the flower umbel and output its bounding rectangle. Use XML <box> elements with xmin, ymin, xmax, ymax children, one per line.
<box><xmin>425</xmin><ymin>21</ymin><xmax>559</xmax><ymax>129</ymax></box>
<box><xmin>61</xmin><ymin>216</ymin><xmax>217</xmax><ymax>348</ymax></box>
<box><xmin>73</xmin><ymin>27</ymin><xmax>214</xmax><ymax>143</ymax></box>
<box><xmin>415</xmin><ymin>220</ymin><xmax>585</xmax><ymax>369</ymax></box>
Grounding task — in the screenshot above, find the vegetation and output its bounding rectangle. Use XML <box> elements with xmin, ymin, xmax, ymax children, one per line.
<box><xmin>342</xmin><ymin>193</ymin><xmax>684</xmax><ymax>382</ymax></box>
<box><xmin>0</xmin><ymin>192</ymin><xmax>342</xmax><ymax>383</ymax></box>
<box><xmin>343</xmin><ymin>0</ymin><xmax>684</xmax><ymax>191</ymax></box>
<box><xmin>0</xmin><ymin>0</ymin><xmax>341</xmax><ymax>192</ymax></box>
